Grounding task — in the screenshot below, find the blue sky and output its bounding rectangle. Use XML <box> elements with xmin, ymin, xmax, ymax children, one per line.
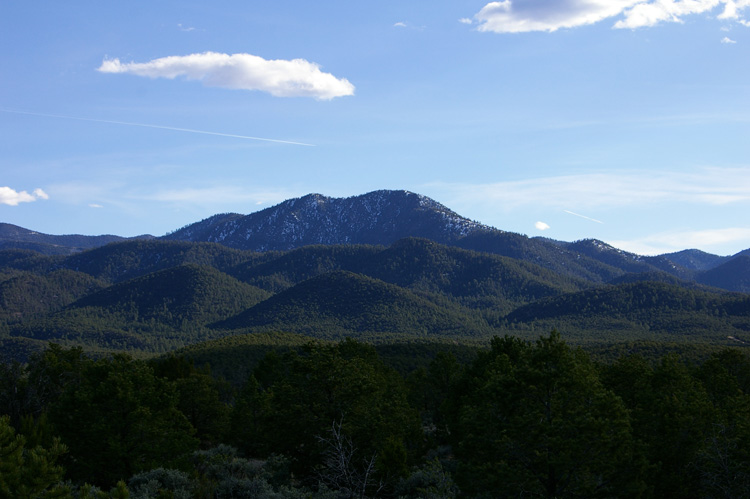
<box><xmin>2</xmin><ymin>1</ymin><xmax>750</xmax><ymax>256</ymax></box>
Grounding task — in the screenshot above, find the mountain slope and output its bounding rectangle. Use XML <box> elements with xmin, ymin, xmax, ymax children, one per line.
<box><xmin>61</xmin><ymin>239</ymin><xmax>265</xmax><ymax>283</ymax></box>
<box><xmin>659</xmin><ymin>249</ymin><xmax>729</xmax><ymax>271</ymax></box>
<box><xmin>213</xmin><ymin>270</ymin><xmax>492</xmax><ymax>338</ymax></box>
<box><xmin>69</xmin><ymin>263</ymin><xmax>270</xmax><ymax>327</ymax></box>
<box><xmin>0</xmin><ymin>269</ymin><xmax>106</xmax><ymax>323</ymax></box>
<box><xmin>505</xmin><ymin>281</ymin><xmax>750</xmax><ymax>344</ymax></box>
<box><xmin>231</xmin><ymin>238</ymin><xmax>587</xmax><ymax>313</ymax></box>
<box><xmin>697</xmin><ymin>255</ymin><xmax>750</xmax><ymax>293</ymax></box>
<box><xmin>0</xmin><ymin>222</ymin><xmax>151</xmax><ymax>255</ymax></box>
<box><xmin>163</xmin><ymin>190</ymin><xmax>492</xmax><ymax>250</ymax></box>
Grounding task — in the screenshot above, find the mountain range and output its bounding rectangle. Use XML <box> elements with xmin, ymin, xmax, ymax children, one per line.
<box><xmin>2</xmin><ymin>190</ymin><xmax>748</xmax><ymax>290</ymax></box>
<box><xmin>1</xmin><ymin>190</ymin><xmax>749</xmax><ymax>362</ymax></box>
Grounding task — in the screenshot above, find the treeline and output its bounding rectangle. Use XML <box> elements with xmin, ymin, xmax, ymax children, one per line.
<box><xmin>3</xmin><ymin>333</ymin><xmax>750</xmax><ymax>497</ymax></box>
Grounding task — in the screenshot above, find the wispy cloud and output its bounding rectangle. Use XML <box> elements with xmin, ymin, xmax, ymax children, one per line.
<box><xmin>0</xmin><ymin>186</ymin><xmax>48</xmax><ymax>206</ymax></box>
<box><xmin>470</xmin><ymin>0</ymin><xmax>750</xmax><ymax>33</ymax></box>
<box><xmin>608</xmin><ymin>227</ymin><xmax>750</xmax><ymax>255</ymax></box>
<box><xmin>97</xmin><ymin>52</ymin><xmax>355</xmax><ymax>100</ymax></box>
<box><xmin>426</xmin><ymin>167</ymin><xmax>750</xmax><ymax>211</ymax></box>
<box><xmin>0</xmin><ymin>109</ymin><xmax>314</xmax><ymax>146</ymax></box>
<box><xmin>563</xmin><ymin>210</ymin><xmax>604</xmax><ymax>224</ymax></box>
<box><xmin>144</xmin><ymin>186</ymin><xmax>297</xmax><ymax>207</ymax></box>
<box><xmin>722</xmin><ymin>36</ymin><xmax>738</xmax><ymax>42</ymax></box>
<box><xmin>393</xmin><ymin>21</ymin><xmax>425</xmax><ymax>30</ymax></box>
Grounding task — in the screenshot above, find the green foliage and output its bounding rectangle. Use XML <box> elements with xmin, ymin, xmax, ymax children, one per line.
<box><xmin>0</xmin><ymin>415</ymin><xmax>69</xmax><ymax>499</ymax></box>
<box><xmin>396</xmin><ymin>459</ymin><xmax>459</xmax><ymax>499</ymax></box>
<box><xmin>149</xmin><ymin>355</ymin><xmax>232</xmax><ymax>447</ymax></box>
<box><xmin>231</xmin><ymin>340</ymin><xmax>422</xmax><ymax>487</ymax></box>
<box><xmin>48</xmin><ymin>354</ymin><xmax>199</xmax><ymax>486</ymax></box>
<box><xmin>453</xmin><ymin>332</ymin><xmax>647</xmax><ymax>497</ymax></box>
<box><xmin>5</xmin><ymin>336</ymin><xmax>750</xmax><ymax>497</ymax></box>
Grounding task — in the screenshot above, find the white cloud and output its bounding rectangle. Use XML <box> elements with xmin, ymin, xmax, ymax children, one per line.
<box><xmin>89</xmin><ymin>203</ymin><xmax>104</xmax><ymax>208</ymax></box>
<box><xmin>0</xmin><ymin>186</ymin><xmax>48</xmax><ymax>206</ymax></box>
<box><xmin>535</xmin><ymin>221</ymin><xmax>551</xmax><ymax>230</ymax></box>
<box><xmin>425</xmin><ymin>167</ymin><xmax>750</xmax><ymax>211</ymax></box>
<box><xmin>32</xmin><ymin>188</ymin><xmax>49</xmax><ymax>200</ymax></box>
<box><xmin>721</xmin><ymin>35</ymin><xmax>738</xmax><ymax>41</ymax></box>
<box><xmin>470</xmin><ymin>0</ymin><xmax>750</xmax><ymax>33</ymax></box>
<box><xmin>458</xmin><ymin>18</ymin><xmax>474</xmax><ymax>25</ymax></box>
<box><xmin>614</xmin><ymin>0</ymin><xmax>722</xmax><ymax>29</ymax></box>
<box><xmin>394</xmin><ymin>22</ymin><xmax>408</xmax><ymax>28</ymax></box>
<box><xmin>719</xmin><ymin>0</ymin><xmax>750</xmax><ymax>18</ymax></box>
<box><xmin>473</xmin><ymin>0</ymin><xmax>642</xmax><ymax>33</ymax></box>
<box><xmin>98</xmin><ymin>52</ymin><xmax>355</xmax><ymax>100</ymax></box>
<box><xmin>608</xmin><ymin>227</ymin><xmax>750</xmax><ymax>255</ymax></box>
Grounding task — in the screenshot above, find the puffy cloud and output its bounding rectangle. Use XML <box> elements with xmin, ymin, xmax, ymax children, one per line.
<box><xmin>614</xmin><ymin>0</ymin><xmax>722</xmax><ymax>29</ymax></box>
<box><xmin>473</xmin><ymin>0</ymin><xmax>642</xmax><ymax>33</ymax></box>
<box><xmin>535</xmin><ymin>221</ymin><xmax>551</xmax><ymax>230</ymax></box>
<box><xmin>0</xmin><ymin>186</ymin><xmax>48</xmax><ymax>206</ymax></box>
<box><xmin>98</xmin><ymin>52</ymin><xmax>355</xmax><ymax>100</ymax></box>
<box><xmin>470</xmin><ymin>0</ymin><xmax>749</xmax><ymax>33</ymax></box>
<box><xmin>718</xmin><ymin>0</ymin><xmax>750</xmax><ymax>18</ymax></box>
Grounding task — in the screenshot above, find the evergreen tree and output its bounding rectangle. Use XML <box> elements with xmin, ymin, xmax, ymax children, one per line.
<box><xmin>453</xmin><ymin>332</ymin><xmax>647</xmax><ymax>498</ymax></box>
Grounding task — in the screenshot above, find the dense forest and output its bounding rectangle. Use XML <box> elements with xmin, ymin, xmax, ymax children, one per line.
<box><xmin>2</xmin><ymin>234</ymin><xmax>750</xmax><ymax>497</ymax></box>
<box><xmin>1</xmin><ymin>238</ymin><xmax>749</xmax><ymax>365</ymax></box>
<box><xmin>3</xmin><ymin>334</ymin><xmax>750</xmax><ymax>497</ymax></box>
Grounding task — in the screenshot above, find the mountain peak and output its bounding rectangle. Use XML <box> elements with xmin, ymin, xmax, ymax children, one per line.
<box><xmin>163</xmin><ymin>190</ymin><xmax>493</xmax><ymax>251</ymax></box>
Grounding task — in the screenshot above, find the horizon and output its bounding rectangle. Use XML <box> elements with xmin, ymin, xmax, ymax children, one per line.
<box><xmin>2</xmin><ymin>2</ymin><xmax>750</xmax><ymax>257</ymax></box>
<box><xmin>4</xmin><ymin>188</ymin><xmax>745</xmax><ymax>258</ymax></box>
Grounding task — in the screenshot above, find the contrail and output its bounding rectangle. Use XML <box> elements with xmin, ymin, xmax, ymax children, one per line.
<box><xmin>0</xmin><ymin>108</ymin><xmax>315</xmax><ymax>147</ymax></box>
<box><xmin>563</xmin><ymin>210</ymin><xmax>604</xmax><ymax>224</ymax></box>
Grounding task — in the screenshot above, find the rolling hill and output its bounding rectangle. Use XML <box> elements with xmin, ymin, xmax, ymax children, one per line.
<box><xmin>213</xmin><ymin>270</ymin><xmax>493</xmax><ymax>339</ymax></box>
<box><xmin>1</xmin><ymin>190</ymin><xmax>749</xmax><ymax>363</ymax></box>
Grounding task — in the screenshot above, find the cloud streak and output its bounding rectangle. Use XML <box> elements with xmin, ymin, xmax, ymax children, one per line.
<box><xmin>564</xmin><ymin>210</ymin><xmax>604</xmax><ymax>224</ymax></box>
<box><xmin>0</xmin><ymin>109</ymin><xmax>315</xmax><ymax>146</ymax></box>
<box><xmin>608</xmin><ymin>227</ymin><xmax>750</xmax><ymax>255</ymax></box>
<box><xmin>470</xmin><ymin>0</ymin><xmax>750</xmax><ymax>33</ymax></box>
<box><xmin>426</xmin><ymin>167</ymin><xmax>750</xmax><ymax>211</ymax></box>
<box><xmin>0</xmin><ymin>187</ymin><xmax>48</xmax><ymax>206</ymax></box>
<box><xmin>144</xmin><ymin>186</ymin><xmax>298</xmax><ymax>207</ymax></box>
<box><xmin>98</xmin><ymin>52</ymin><xmax>355</xmax><ymax>100</ymax></box>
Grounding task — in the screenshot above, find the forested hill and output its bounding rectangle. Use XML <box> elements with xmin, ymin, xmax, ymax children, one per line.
<box><xmin>1</xmin><ymin>236</ymin><xmax>749</xmax><ymax>363</ymax></box>
<box><xmin>0</xmin><ymin>222</ymin><xmax>151</xmax><ymax>255</ymax></box>
<box><xmin>3</xmin><ymin>190</ymin><xmax>750</xmax><ymax>291</ymax></box>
